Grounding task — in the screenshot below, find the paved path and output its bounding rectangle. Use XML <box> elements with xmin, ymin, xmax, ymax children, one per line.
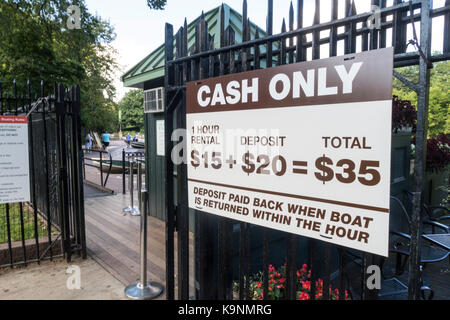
<box><xmin>0</xmin><ymin>257</ymin><xmax>126</xmax><ymax>300</ymax></box>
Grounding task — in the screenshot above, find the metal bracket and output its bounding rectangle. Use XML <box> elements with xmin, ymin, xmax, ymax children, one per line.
<box><xmin>407</xmin><ymin>0</ymin><xmax>434</xmax><ymax>70</ymax></box>
<box><xmin>393</xmin><ymin>70</ymin><xmax>419</xmax><ymax>93</ymax></box>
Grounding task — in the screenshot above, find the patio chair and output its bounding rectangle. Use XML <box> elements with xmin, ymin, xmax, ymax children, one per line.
<box><xmin>389</xmin><ymin>196</ymin><xmax>449</xmax><ymax>274</ymax></box>
<box><xmin>342</xmin><ymin>247</ymin><xmax>434</xmax><ymax>300</ymax></box>
<box><xmin>342</xmin><ymin>195</ymin><xmax>448</xmax><ymax>299</ymax></box>
<box><xmin>404</xmin><ymin>191</ymin><xmax>449</xmax><ymax>234</ymax></box>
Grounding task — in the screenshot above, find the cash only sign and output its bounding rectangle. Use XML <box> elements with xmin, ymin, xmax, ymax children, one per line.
<box><xmin>186</xmin><ymin>48</ymin><xmax>393</xmax><ymax>256</ymax></box>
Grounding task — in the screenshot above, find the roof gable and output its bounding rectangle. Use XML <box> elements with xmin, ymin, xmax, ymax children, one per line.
<box><xmin>121</xmin><ymin>3</ymin><xmax>267</xmax><ymax>88</ymax></box>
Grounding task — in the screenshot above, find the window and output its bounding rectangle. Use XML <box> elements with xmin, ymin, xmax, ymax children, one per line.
<box><xmin>144</xmin><ymin>87</ymin><xmax>165</xmax><ymax>113</ymax></box>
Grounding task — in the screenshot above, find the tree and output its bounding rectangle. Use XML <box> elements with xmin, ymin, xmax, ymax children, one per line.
<box><xmin>0</xmin><ymin>0</ymin><xmax>119</xmax><ymax>133</ymax></box>
<box><xmin>118</xmin><ymin>89</ymin><xmax>144</xmax><ymax>132</ymax></box>
<box><xmin>393</xmin><ymin>60</ymin><xmax>450</xmax><ymax>137</ymax></box>
<box><xmin>146</xmin><ymin>0</ymin><xmax>167</xmax><ymax>10</ymax></box>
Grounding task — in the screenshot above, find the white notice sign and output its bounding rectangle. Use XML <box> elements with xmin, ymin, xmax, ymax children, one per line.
<box><xmin>156</xmin><ymin>120</ymin><xmax>165</xmax><ymax>156</ymax></box>
<box><xmin>0</xmin><ymin>116</ymin><xmax>31</xmax><ymax>204</ymax></box>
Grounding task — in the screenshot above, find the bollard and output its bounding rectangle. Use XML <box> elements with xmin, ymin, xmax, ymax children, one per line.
<box><xmin>123</xmin><ymin>160</ymin><xmax>139</xmax><ymax>214</ymax></box>
<box><xmin>122</xmin><ymin>149</ymin><xmax>126</xmax><ymax>194</ymax></box>
<box><xmin>130</xmin><ymin>162</ymin><xmax>142</xmax><ymax>216</ymax></box>
<box><xmin>124</xmin><ymin>191</ymin><xmax>164</xmax><ymax>300</ymax></box>
<box><xmin>137</xmin><ymin>162</ymin><xmax>143</xmax><ymax>213</ymax></box>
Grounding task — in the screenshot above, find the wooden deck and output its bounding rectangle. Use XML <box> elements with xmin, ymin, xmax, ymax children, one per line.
<box><xmin>84</xmin><ymin>189</ymin><xmax>449</xmax><ymax>300</ymax></box>
<box><xmin>84</xmin><ymin>191</ymin><xmax>194</xmax><ymax>299</ymax></box>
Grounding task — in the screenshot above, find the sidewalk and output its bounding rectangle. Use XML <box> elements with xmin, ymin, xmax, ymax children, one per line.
<box><xmin>0</xmin><ymin>257</ymin><xmax>126</xmax><ymax>300</ymax></box>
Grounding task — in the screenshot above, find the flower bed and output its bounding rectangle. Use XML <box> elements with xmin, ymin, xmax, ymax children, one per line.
<box><xmin>426</xmin><ymin>133</ymin><xmax>450</xmax><ymax>173</ymax></box>
<box><xmin>238</xmin><ymin>264</ymin><xmax>350</xmax><ymax>300</ymax></box>
<box><xmin>392</xmin><ymin>96</ymin><xmax>417</xmax><ymax>134</ymax></box>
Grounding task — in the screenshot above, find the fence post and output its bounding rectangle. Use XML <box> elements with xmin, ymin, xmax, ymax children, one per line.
<box><xmin>164</xmin><ymin>22</ymin><xmax>176</xmax><ymax>301</ymax></box>
<box><xmin>73</xmin><ymin>85</ymin><xmax>87</xmax><ymax>259</ymax></box>
<box><xmin>408</xmin><ymin>0</ymin><xmax>432</xmax><ymax>300</ymax></box>
<box><xmin>55</xmin><ymin>83</ymin><xmax>72</xmax><ymax>262</ymax></box>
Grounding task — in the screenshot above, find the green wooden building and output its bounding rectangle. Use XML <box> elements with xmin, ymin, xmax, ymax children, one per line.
<box><xmin>121</xmin><ymin>3</ymin><xmax>270</xmax><ymax>222</ymax></box>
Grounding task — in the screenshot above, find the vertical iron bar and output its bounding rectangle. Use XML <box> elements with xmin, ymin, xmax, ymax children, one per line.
<box><xmin>322</xmin><ymin>243</ymin><xmax>331</xmax><ymax>300</ymax></box>
<box><xmin>73</xmin><ymin>85</ymin><xmax>86</xmax><ymax>258</ymax></box>
<box><xmin>329</xmin><ymin>0</ymin><xmax>338</xmax><ymax>57</ymax></box>
<box><xmin>380</xmin><ymin>0</ymin><xmax>387</xmax><ymax>48</ymax></box>
<box><xmin>408</xmin><ymin>0</ymin><xmax>431</xmax><ymax>300</ymax></box>
<box><xmin>55</xmin><ymin>83</ymin><xmax>71</xmax><ymax>262</ymax></box>
<box><xmin>361</xmin><ymin>252</ymin><xmax>368</xmax><ymax>300</ymax></box>
<box><xmin>239</xmin><ymin>223</ymin><xmax>246</xmax><ymax>300</ymax></box>
<box><xmin>312</xmin><ymin>0</ymin><xmax>321</xmax><ymax>59</ymax></box>
<box><xmin>267</xmin><ymin>0</ymin><xmax>273</xmax><ymax>67</ymax></box>
<box><xmin>338</xmin><ymin>247</ymin><xmax>345</xmax><ymax>300</ymax></box>
<box><xmin>18</xmin><ymin>202</ymin><xmax>27</xmax><ymax>265</ymax></box>
<box><xmin>217</xmin><ymin>6</ymin><xmax>234</xmax><ymax>300</ymax></box>
<box><xmin>344</xmin><ymin>0</ymin><xmax>351</xmax><ymax>54</ymax></box>
<box><xmin>348</xmin><ymin>1</ymin><xmax>357</xmax><ymax>53</ymax></box>
<box><xmin>100</xmin><ymin>151</ymin><xmax>104</xmax><ymax>187</ymax></box>
<box><xmin>393</xmin><ymin>0</ymin><xmax>407</xmax><ymax>54</ymax></box>
<box><xmin>164</xmin><ymin>23</ymin><xmax>175</xmax><ymax>301</ymax></box>
<box><xmin>289</xmin><ymin>2</ymin><xmax>294</xmax><ymax>64</ymax></box>
<box><xmin>370</xmin><ymin>0</ymin><xmax>380</xmax><ymax>50</ymax></box>
<box><xmin>254</xmin><ymin>29</ymin><xmax>261</xmax><ymax>69</ymax></box>
<box><xmin>24</xmin><ymin>80</ymin><xmax>41</xmax><ymax>262</ymax></box>
<box><xmin>280</xmin><ymin>19</ymin><xmax>287</xmax><ymax>65</ymax></box>
<box><xmin>296</xmin><ymin>0</ymin><xmax>307</xmax><ymax>62</ymax></box>
<box><xmin>176</xmin><ymin>24</ymin><xmax>190</xmax><ymax>300</ymax></box>
<box><xmin>5</xmin><ymin>204</ymin><xmax>13</xmax><ymax>267</ymax></box>
<box><xmin>445</xmin><ymin>0</ymin><xmax>450</xmax><ymax>53</ymax></box>
<box><xmin>39</xmin><ymin>81</ymin><xmax>53</xmax><ymax>260</ymax></box>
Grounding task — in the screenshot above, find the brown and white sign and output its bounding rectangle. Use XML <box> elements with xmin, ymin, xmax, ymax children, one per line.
<box><xmin>186</xmin><ymin>48</ymin><xmax>393</xmax><ymax>256</ymax></box>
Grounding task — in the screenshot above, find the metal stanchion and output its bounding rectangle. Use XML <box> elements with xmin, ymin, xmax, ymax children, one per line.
<box><xmin>130</xmin><ymin>161</ymin><xmax>142</xmax><ymax>216</ymax></box>
<box><xmin>125</xmin><ymin>190</ymin><xmax>164</xmax><ymax>300</ymax></box>
<box><xmin>123</xmin><ymin>160</ymin><xmax>139</xmax><ymax>215</ymax></box>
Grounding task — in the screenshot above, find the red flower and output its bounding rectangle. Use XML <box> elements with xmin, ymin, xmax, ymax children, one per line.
<box><xmin>301</xmin><ymin>280</ymin><xmax>311</xmax><ymax>290</ymax></box>
<box><xmin>298</xmin><ymin>292</ymin><xmax>310</xmax><ymax>300</ymax></box>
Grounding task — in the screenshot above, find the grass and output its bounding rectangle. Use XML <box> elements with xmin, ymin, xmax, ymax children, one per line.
<box><xmin>0</xmin><ymin>204</ymin><xmax>48</xmax><ymax>244</ymax></box>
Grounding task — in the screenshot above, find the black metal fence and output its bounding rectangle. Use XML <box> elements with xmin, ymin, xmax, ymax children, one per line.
<box><xmin>0</xmin><ymin>80</ymin><xmax>86</xmax><ymax>268</ymax></box>
<box><xmin>163</xmin><ymin>0</ymin><xmax>450</xmax><ymax>300</ymax></box>
<box><xmin>83</xmin><ymin>149</ymin><xmax>113</xmax><ymax>190</ymax></box>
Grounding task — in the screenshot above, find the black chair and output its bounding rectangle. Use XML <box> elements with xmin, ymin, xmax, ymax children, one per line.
<box><xmin>404</xmin><ymin>191</ymin><xmax>449</xmax><ymax>234</ymax></box>
<box><xmin>389</xmin><ymin>196</ymin><xmax>449</xmax><ymax>274</ymax></box>
<box><xmin>342</xmin><ymin>195</ymin><xmax>448</xmax><ymax>300</ymax></box>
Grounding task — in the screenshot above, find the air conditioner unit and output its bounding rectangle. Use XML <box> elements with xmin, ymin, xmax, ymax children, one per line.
<box><xmin>144</xmin><ymin>87</ymin><xmax>165</xmax><ymax>113</ymax></box>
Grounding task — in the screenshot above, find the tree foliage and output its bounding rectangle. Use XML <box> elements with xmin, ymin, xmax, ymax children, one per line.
<box><xmin>393</xmin><ymin>60</ymin><xmax>449</xmax><ymax>137</ymax></box>
<box><xmin>118</xmin><ymin>89</ymin><xmax>144</xmax><ymax>132</ymax></box>
<box><xmin>146</xmin><ymin>0</ymin><xmax>167</xmax><ymax>10</ymax></box>
<box><xmin>0</xmin><ymin>0</ymin><xmax>119</xmax><ymax>133</ymax></box>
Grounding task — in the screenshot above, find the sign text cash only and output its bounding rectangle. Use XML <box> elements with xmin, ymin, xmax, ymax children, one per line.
<box><xmin>186</xmin><ymin>48</ymin><xmax>393</xmax><ymax>256</ymax></box>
